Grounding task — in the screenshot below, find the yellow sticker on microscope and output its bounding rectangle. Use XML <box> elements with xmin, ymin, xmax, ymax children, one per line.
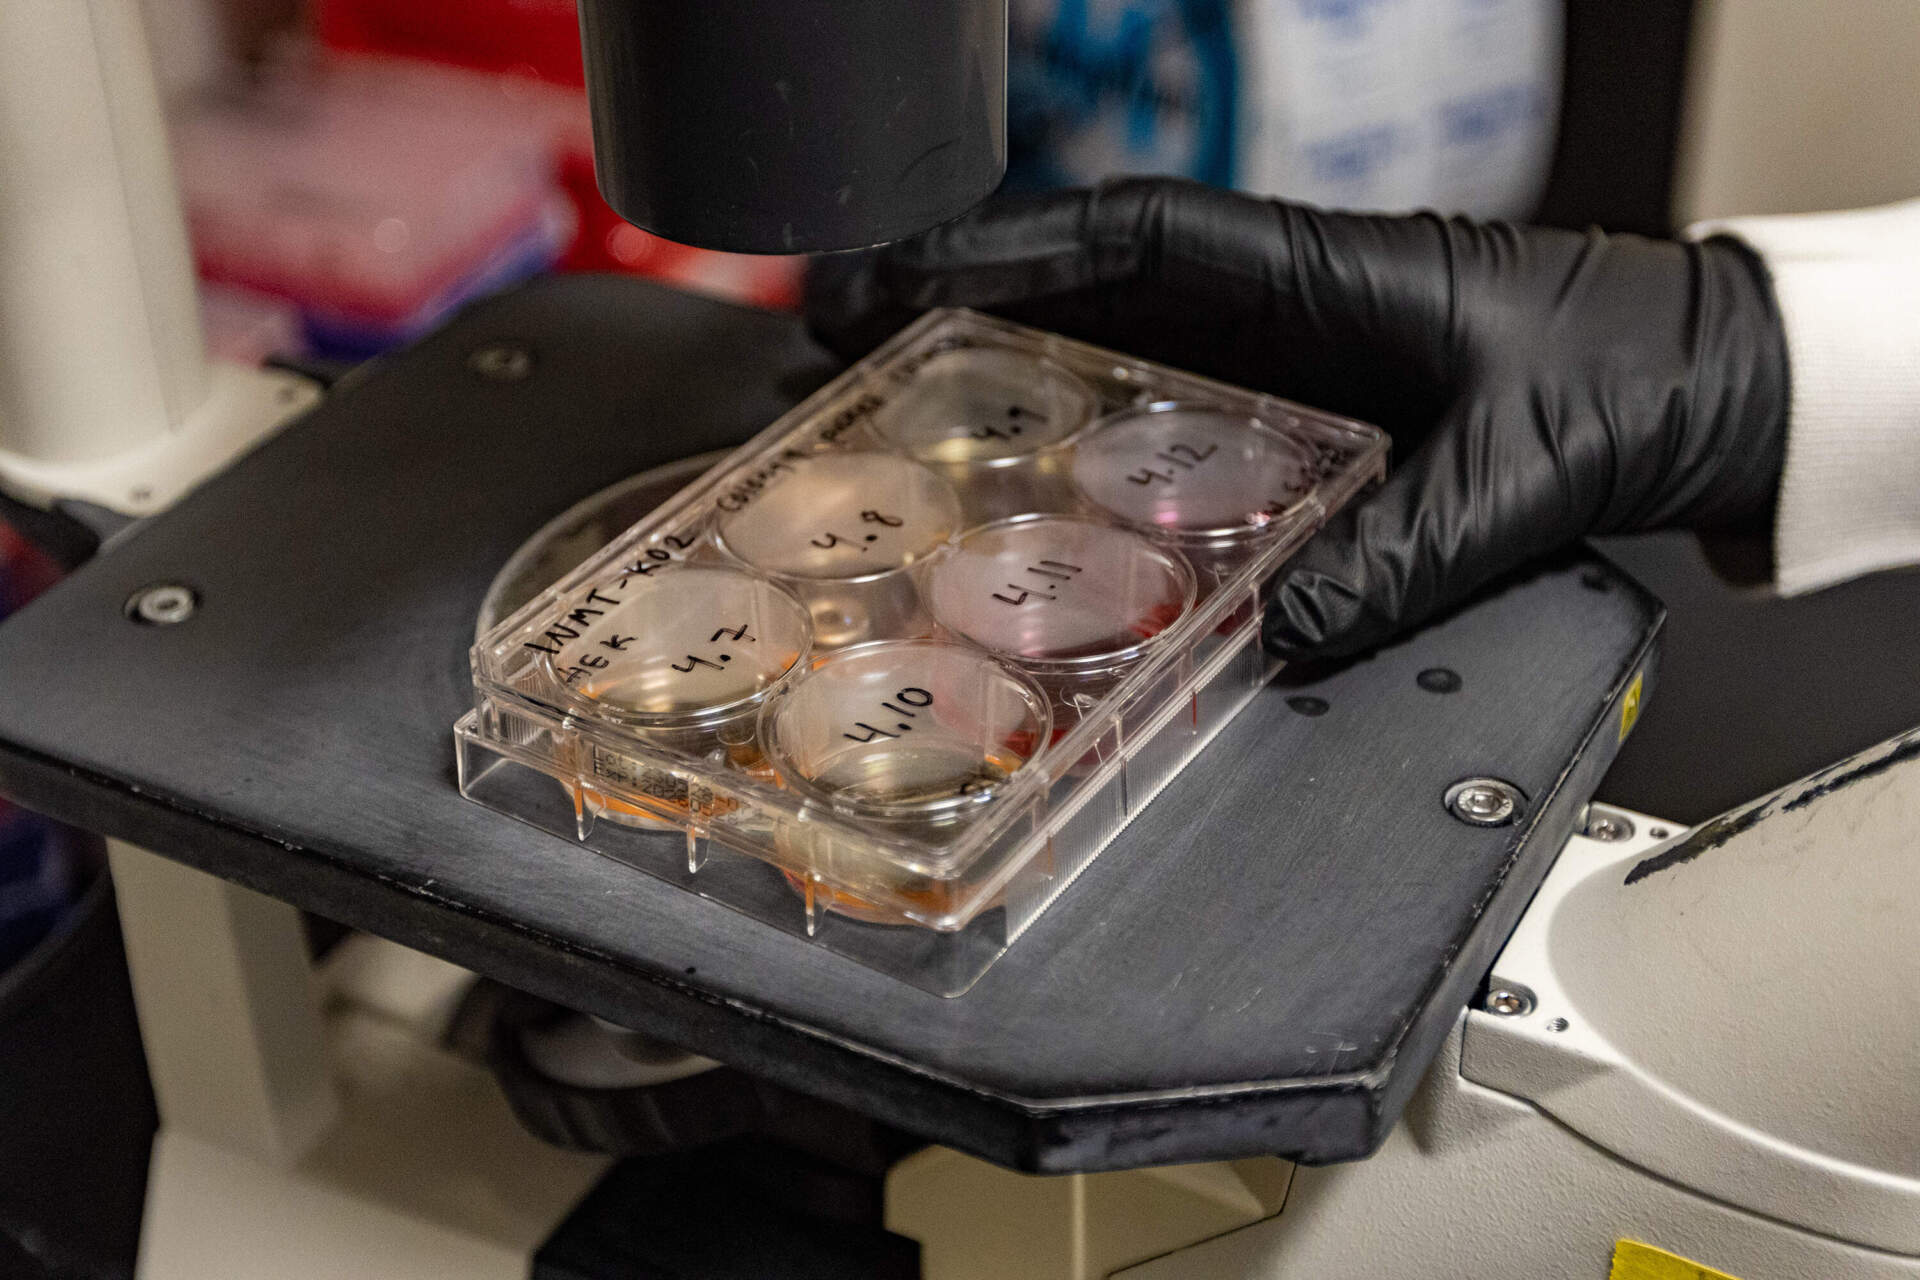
<box><xmin>1619</xmin><ymin>671</ymin><xmax>1644</xmax><ymax>743</ymax></box>
<box><xmin>1610</xmin><ymin>1239</ymin><xmax>1742</xmax><ymax>1280</ymax></box>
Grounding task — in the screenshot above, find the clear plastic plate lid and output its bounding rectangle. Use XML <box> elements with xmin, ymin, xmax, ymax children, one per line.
<box><xmin>532</xmin><ymin>564</ymin><xmax>812</xmax><ymax>726</ymax></box>
<box><xmin>762</xmin><ymin>639</ymin><xmax>1052</xmax><ymax>823</ymax></box>
<box><xmin>867</xmin><ymin>347</ymin><xmax>1099</xmax><ymax>465</ymax></box>
<box><xmin>925</xmin><ymin>516</ymin><xmax>1196</xmax><ymax>674</ymax></box>
<box><xmin>715</xmin><ymin>452</ymin><xmax>961</xmax><ymax>581</ymax></box>
<box><xmin>1070</xmin><ymin>403</ymin><xmax>1319</xmax><ymax>543</ymax></box>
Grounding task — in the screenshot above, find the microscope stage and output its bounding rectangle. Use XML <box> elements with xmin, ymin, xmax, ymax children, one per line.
<box><xmin>0</xmin><ymin>277</ymin><xmax>1658</xmax><ymax>1171</ymax></box>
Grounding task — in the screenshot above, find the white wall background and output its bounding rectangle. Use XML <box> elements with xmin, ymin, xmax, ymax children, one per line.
<box><xmin>1678</xmin><ymin>0</ymin><xmax>1920</xmax><ymax>222</ymax></box>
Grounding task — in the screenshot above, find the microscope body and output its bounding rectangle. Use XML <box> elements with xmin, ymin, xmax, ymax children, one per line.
<box><xmin>579</xmin><ymin>0</ymin><xmax>1009</xmax><ymax>253</ymax></box>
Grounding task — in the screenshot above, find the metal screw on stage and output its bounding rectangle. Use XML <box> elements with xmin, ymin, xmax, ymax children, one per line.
<box><xmin>1446</xmin><ymin>778</ymin><xmax>1521</xmax><ymax>827</ymax></box>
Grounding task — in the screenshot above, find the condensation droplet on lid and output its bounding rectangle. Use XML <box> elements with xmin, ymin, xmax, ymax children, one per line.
<box><xmin>373</xmin><ymin>217</ymin><xmax>410</xmax><ymax>253</ymax></box>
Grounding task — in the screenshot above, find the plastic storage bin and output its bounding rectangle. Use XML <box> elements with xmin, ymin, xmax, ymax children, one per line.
<box><xmin>173</xmin><ymin>55</ymin><xmax>571</xmax><ymax>357</ymax></box>
<box><xmin>457</xmin><ymin>310</ymin><xmax>1387</xmax><ymax>994</ymax></box>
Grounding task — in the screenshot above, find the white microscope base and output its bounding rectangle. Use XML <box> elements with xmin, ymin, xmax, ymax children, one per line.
<box><xmin>903</xmin><ymin>781</ymin><xmax>1920</xmax><ymax>1280</ymax></box>
<box><xmin>112</xmin><ymin>845</ymin><xmax>605</xmax><ymax>1280</ymax></box>
<box><xmin>0</xmin><ymin>361</ymin><xmax>320</xmax><ymax>517</ymax></box>
<box><xmin>139</xmin><ymin>1130</ymin><xmax>533</xmax><ymax>1280</ymax></box>
<box><xmin>1119</xmin><ymin>1017</ymin><xmax>1920</xmax><ymax>1280</ymax></box>
<box><xmin>111</xmin><ymin>741</ymin><xmax>1920</xmax><ymax>1279</ymax></box>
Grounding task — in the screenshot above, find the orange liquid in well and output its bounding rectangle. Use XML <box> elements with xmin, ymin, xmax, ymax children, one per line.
<box><xmin>776</xmin><ymin>748</ymin><xmax>1024</xmax><ymax>926</ymax></box>
<box><xmin>1129</xmin><ymin>598</ymin><xmax>1186</xmax><ymax>641</ymax></box>
<box><xmin>575</xmin><ymin>739</ymin><xmax>771</xmax><ymax>827</ymax></box>
<box><xmin>779</xmin><ymin>871</ymin><xmax>963</xmax><ymax>927</ymax></box>
<box><xmin>571</xmin><ymin>649</ymin><xmax>800</xmax><ymax>826</ymax></box>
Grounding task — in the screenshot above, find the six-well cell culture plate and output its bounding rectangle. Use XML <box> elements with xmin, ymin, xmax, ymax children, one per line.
<box><xmin>456</xmin><ymin>309</ymin><xmax>1388</xmax><ymax>993</ymax></box>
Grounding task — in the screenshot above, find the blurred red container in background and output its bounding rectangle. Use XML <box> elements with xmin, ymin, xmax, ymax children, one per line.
<box><xmin>313</xmin><ymin>0</ymin><xmax>803</xmax><ymax>309</ymax></box>
<box><xmin>314</xmin><ymin>0</ymin><xmax>586</xmax><ymax>87</ymax></box>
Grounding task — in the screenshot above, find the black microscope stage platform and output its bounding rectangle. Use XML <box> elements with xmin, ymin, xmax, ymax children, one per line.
<box><xmin>0</xmin><ymin>277</ymin><xmax>1657</xmax><ymax>1171</ymax></box>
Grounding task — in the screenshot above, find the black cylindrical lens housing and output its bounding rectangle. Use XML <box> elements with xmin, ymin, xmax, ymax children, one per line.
<box><xmin>577</xmin><ymin>0</ymin><xmax>1008</xmax><ymax>254</ymax></box>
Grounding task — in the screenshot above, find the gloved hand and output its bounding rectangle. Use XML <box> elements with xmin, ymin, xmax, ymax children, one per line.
<box><xmin>808</xmin><ymin>178</ymin><xmax>1790</xmax><ymax>658</ymax></box>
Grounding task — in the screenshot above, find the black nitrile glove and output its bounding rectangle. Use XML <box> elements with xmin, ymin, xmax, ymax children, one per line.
<box><xmin>807</xmin><ymin>178</ymin><xmax>1791</xmax><ymax>658</ymax></box>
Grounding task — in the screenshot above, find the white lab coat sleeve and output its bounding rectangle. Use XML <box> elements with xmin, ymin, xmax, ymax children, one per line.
<box><xmin>1687</xmin><ymin>201</ymin><xmax>1920</xmax><ymax>596</ymax></box>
